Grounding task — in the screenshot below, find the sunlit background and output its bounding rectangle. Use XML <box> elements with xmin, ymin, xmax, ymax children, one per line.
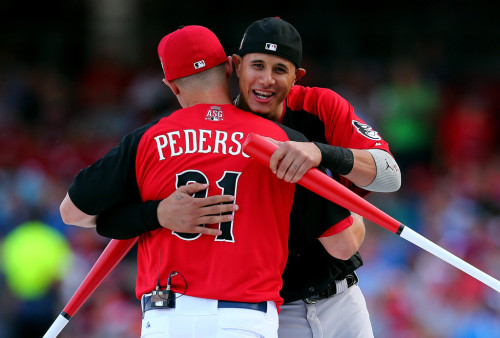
<box><xmin>1</xmin><ymin>2</ymin><xmax>500</xmax><ymax>337</ymax></box>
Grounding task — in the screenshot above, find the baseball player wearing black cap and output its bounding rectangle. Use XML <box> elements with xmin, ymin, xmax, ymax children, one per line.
<box><xmin>230</xmin><ymin>17</ymin><xmax>401</xmax><ymax>338</ymax></box>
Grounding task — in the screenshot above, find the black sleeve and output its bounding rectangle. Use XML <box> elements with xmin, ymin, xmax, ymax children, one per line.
<box><xmin>96</xmin><ymin>200</ymin><xmax>162</xmax><ymax>239</ymax></box>
<box><xmin>68</xmin><ymin>122</ymin><xmax>155</xmax><ymax>215</ymax></box>
<box><xmin>68</xmin><ymin>122</ymin><xmax>163</xmax><ymax>240</ymax></box>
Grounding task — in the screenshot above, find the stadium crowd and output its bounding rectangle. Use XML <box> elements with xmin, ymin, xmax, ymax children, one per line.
<box><xmin>1</xmin><ymin>3</ymin><xmax>500</xmax><ymax>337</ymax></box>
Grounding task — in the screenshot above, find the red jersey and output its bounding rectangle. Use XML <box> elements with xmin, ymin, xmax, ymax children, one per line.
<box><xmin>134</xmin><ymin>104</ymin><xmax>296</xmax><ymax>308</ymax></box>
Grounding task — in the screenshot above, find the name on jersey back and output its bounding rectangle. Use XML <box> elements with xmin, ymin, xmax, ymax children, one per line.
<box><xmin>154</xmin><ymin>129</ymin><xmax>251</xmax><ymax>160</ymax></box>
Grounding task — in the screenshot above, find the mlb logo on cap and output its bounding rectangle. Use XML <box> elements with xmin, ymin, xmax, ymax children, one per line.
<box><xmin>194</xmin><ymin>60</ymin><xmax>206</xmax><ymax>69</ymax></box>
<box><xmin>265</xmin><ymin>43</ymin><xmax>277</xmax><ymax>51</ymax></box>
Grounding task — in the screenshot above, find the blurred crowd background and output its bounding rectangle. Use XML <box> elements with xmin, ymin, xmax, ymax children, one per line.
<box><xmin>1</xmin><ymin>2</ymin><xmax>500</xmax><ymax>337</ymax></box>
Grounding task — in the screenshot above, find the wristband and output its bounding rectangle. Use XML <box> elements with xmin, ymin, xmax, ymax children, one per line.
<box><xmin>313</xmin><ymin>142</ymin><xmax>354</xmax><ymax>175</ymax></box>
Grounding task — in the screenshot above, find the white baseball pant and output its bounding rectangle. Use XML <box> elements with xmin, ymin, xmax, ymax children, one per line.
<box><xmin>140</xmin><ymin>294</ymin><xmax>278</xmax><ymax>338</ymax></box>
<box><xmin>278</xmin><ymin>285</ymin><xmax>373</xmax><ymax>338</ymax></box>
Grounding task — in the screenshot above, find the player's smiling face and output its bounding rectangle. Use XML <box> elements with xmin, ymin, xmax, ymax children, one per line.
<box><xmin>233</xmin><ymin>53</ymin><xmax>302</xmax><ymax>121</ymax></box>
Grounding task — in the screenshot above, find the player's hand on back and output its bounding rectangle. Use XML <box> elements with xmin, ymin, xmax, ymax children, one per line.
<box><xmin>268</xmin><ymin>139</ymin><xmax>322</xmax><ymax>183</ymax></box>
<box><xmin>157</xmin><ymin>183</ymin><xmax>238</xmax><ymax>236</ymax></box>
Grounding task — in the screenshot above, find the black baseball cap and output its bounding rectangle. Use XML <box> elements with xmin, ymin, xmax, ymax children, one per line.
<box><xmin>238</xmin><ymin>17</ymin><xmax>302</xmax><ymax>68</ymax></box>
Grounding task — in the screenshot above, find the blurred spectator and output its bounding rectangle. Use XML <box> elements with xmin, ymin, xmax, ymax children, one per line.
<box><xmin>436</xmin><ymin>82</ymin><xmax>499</xmax><ymax>172</ymax></box>
<box><xmin>124</xmin><ymin>60</ymin><xmax>178</xmax><ymax>125</ymax></box>
<box><xmin>370</xmin><ymin>57</ymin><xmax>440</xmax><ymax>170</ymax></box>
<box><xmin>0</xmin><ymin>220</ymin><xmax>72</xmax><ymax>337</ymax></box>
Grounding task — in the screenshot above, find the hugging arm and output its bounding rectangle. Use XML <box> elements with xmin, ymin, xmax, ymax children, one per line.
<box><xmin>270</xmin><ymin>139</ymin><xmax>401</xmax><ymax>192</ymax></box>
<box><xmin>318</xmin><ymin>212</ymin><xmax>365</xmax><ymax>260</ymax></box>
<box><xmin>94</xmin><ymin>183</ymin><xmax>237</xmax><ymax>239</ymax></box>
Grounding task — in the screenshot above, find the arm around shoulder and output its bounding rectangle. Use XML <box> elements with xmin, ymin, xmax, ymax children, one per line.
<box><xmin>318</xmin><ymin>212</ymin><xmax>365</xmax><ymax>260</ymax></box>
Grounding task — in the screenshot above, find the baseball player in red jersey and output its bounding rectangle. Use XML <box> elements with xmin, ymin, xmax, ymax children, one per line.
<box><xmin>60</xmin><ymin>25</ymin><xmax>355</xmax><ymax>338</ymax></box>
<box><xmin>231</xmin><ymin>17</ymin><xmax>401</xmax><ymax>338</ymax></box>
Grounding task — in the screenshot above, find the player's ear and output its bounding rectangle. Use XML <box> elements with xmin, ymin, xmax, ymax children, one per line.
<box><xmin>294</xmin><ymin>67</ymin><xmax>306</xmax><ymax>84</ymax></box>
<box><xmin>231</xmin><ymin>54</ymin><xmax>242</xmax><ymax>77</ymax></box>
<box><xmin>163</xmin><ymin>79</ymin><xmax>180</xmax><ymax>95</ymax></box>
<box><xmin>225</xmin><ymin>56</ymin><xmax>233</xmax><ymax>78</ymax></box>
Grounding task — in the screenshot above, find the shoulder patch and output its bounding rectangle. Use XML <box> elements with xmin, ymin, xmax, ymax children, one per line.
<box><xmin>352</xmin><ymin>120</ymin><xmax>381</xmax><ymax>140</ymax></box>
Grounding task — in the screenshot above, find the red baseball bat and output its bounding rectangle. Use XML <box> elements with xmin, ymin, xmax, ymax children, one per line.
<box><xmin>242</xmin><ymin>133</ymin><xmax>500</xmax><ymax>293</ymax></box>
<box><xmin>43</xmin><ymin>238</ymin><xmax>138</xmax><ymax>337</ymax></box>
<box><xmin>44</xmin><ymin>132</ymin><xmax>500</xmax><ymax>337</ymax></box>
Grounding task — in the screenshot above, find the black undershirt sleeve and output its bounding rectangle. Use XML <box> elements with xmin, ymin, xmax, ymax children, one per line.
<box><xmin>68</xmin><ymin>121</ymin><xmax>160</xmax><ymax>239</ymax></box>
<box><xmin>96</xmin><ymin>200</ymin><xmax>162</xmax><ymax>239</ymax></box>
<box><xmin>68</xmin><ymin>123</ymin><xmax>155</xmax><ymax>215</ymax></box>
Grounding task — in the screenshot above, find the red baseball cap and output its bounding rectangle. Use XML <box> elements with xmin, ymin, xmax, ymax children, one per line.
<box><xmin>158</xmin><ymin>25</ymin><xmax>228</xmax><ymax>81</ymax></box>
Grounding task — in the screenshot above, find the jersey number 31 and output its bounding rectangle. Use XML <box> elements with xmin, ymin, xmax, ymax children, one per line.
<box><xmin>174</xmin><ymin>169</ymin><xmax>241</xmax><ymax>242</ymax></box>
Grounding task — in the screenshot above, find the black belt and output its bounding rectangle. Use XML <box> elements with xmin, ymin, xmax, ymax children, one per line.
<box><xmin>304</xmin><ymin>273</ymin><xmax>358</xmax><ymax>304</ymax></box>
<box><xmin>142</xmin><ymin>295</ymin><xmax>268</xmax><ymax>313</ymax></box>
<box><xmin>218</xmin><ymin>300</ymin><xmax>267</xmax><ymax>312</ymax></box>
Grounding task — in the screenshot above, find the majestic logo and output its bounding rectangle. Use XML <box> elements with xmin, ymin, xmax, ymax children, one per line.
<box><xmin>265</xmin><ymin>43</ymin><xmax>277</xmax><ymax>51</ymax></box>
<box><xmin>205</xmin><ymin>106</ymin><xmax>224</xmax><ymax>121</ymax></box>
<box><xmin>352</xmin><ymin>120</ymin><xmax>381</xmax><ymax>140</ymax></box>
<box><xmin>194</xmin><ymin>60</ymin><xmax>206</xmax><ymax>69</ymax></box>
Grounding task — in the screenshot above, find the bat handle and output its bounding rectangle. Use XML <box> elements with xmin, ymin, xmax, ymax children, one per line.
<box><xmin>400</xmin><ymin>226</ymin><xmax>500</xmax><ymax>293</ymax></box>
<box><xmin>42</xmin><ymin>313</ymin><xmax>69</xmax><ymax>338</ymax></box>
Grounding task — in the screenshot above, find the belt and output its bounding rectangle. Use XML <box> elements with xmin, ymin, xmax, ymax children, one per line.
<box><xmin>304</xmin><ymin>272</ymin><xmax>358</xmax><ymax>304</ymax></box>
<box><xmin>142</xmin><ymin>295</ymin><xmax>268</xmax><ymax>314</ymax></box>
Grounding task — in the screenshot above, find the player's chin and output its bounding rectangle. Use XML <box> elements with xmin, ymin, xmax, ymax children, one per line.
<box><xmin>248</xmin><ymin>99</ymin><xmax>276</xmax><ymax>116</ymax></box>
<box><xmin>249</xmin><ymin>107</ymin><xmax>270</xmax><ymax>115</ymax></box>
<box><xmin>248</xmin><ymin>107</ymin><xmax>275</xmax><ymax>120</ymax></box>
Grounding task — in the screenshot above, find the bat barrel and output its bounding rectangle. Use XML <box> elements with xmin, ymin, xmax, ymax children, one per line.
<box><xmin>243</xmin><ymin>133</ymin><xmax>402</xmax><ymax>233</ymax></box>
